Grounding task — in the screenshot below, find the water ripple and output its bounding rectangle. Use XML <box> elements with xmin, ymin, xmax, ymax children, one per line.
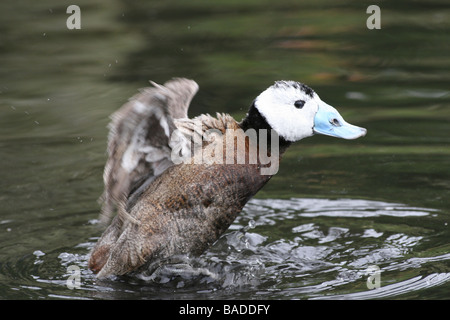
<box><xmin>315</xmin><ymin>272</ymin><xmax>450</xmax><ymax>300</ymax></box>
<box><xmin>245</xmin><ymin>198</ymin><xmax>436</xmax><ymax>219</ymax></box>
<box><xmin>1</xmin><ymin>197</ymin><xmax>447</xmax><ymax>299</ymax></box>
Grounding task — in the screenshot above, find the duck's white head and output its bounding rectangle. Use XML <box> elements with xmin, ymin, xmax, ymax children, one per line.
<box><xmin>254</xmin><ymin>80</ymin><xmax>367</xmax><ymax>142</ymax></box>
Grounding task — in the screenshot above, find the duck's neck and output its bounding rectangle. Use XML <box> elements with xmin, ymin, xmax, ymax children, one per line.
<box><xmin>239</xmin><ymin>101</ymin><xmax>292</xmax><ymax>155</ymax></box>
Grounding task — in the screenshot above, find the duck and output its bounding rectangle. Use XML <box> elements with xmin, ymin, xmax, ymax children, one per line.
<box><xmin>89</xmin><ymin>78</ymin><xmax>366</xmax><ymax>278</ymax></box>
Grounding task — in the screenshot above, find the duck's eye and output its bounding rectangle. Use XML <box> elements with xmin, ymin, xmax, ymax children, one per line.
<box><xmin>330</xmin><ymin>118</ymin><xmax>341</xmax><ymax>126</ymax></box>
<box><xmin>294</xmin><ymin>100</ymin><xmax>305</xmax><ymax>109</ymax></box>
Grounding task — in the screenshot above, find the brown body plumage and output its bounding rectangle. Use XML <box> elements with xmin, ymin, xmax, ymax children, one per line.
<box><xmin>89</xmin><ymin>79</ymin><xmax>280</xmax><ymax>277</ymax></box>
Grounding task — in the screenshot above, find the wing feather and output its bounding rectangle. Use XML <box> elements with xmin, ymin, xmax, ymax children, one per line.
<box><xmin>100</xmin><ymin>78</ymin><xmax>198</xmax><ymax>224</ymax></box>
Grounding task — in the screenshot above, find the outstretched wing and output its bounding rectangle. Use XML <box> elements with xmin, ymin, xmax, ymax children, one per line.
<box><xmin>100</xmin><ymin>78</ymin><xmax>199</xmax><ymax>224</ymax></box>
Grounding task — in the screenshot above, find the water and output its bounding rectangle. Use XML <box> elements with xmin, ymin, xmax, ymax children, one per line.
<box><xmin>0</xmin><ymin>0</ymin><xmax>449</xmax><ymax>300</ymax></box>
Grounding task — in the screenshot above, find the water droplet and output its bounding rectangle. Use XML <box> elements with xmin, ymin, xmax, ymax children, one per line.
<box><xmin>33</xmin><ymin>250</ymin><xmax>45</xmax><ymax>257</ymax></box>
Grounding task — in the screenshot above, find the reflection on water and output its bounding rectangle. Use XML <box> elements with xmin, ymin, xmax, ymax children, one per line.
<box><xmin>6</xmin><ymin>198</ymin><xmax>448</xmax><ymax>300</ymax></box>
<box><xmin>0</xmin><ymin>0</ymin><xmax>449</xmax><ymax>299</ymax></box>
<box><xmin>245</xmin><ymin>198</ymin><xmax>435</xmax><ymax>218</ymax></box>
<box><xmin>318</xmin><ymin>271</ymin><xmax>450</xmax><ymax>300</ymax></box>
